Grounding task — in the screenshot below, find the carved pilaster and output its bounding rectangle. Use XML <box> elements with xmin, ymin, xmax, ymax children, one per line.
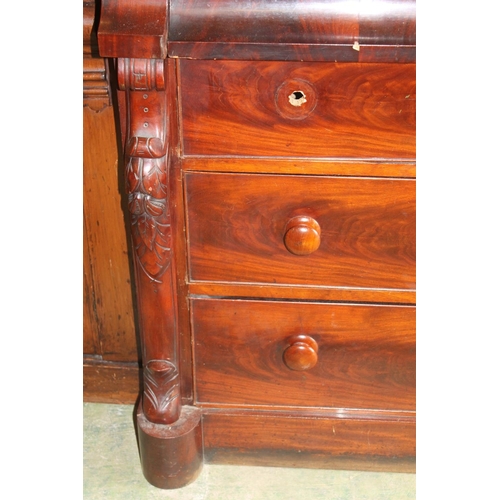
<box><xmin>118</xmin><ymin>58</ymin><xmax>171</xmax><ymax>284</ymax></box>
<box><xmin>98</xmin><ymin>0</ymin><xmax>203</xmax><ymax>485</ymax></box>
<box><xmin>118</xmin><ymin>57</ymin><xmax>180</xmax><ymax>425</ymax></box>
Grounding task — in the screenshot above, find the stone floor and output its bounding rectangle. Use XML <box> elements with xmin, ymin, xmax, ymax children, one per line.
<box><xmin>83</xmin><ymin>403</ymin><xmax>416</xmax><ymax>499</ymax></box>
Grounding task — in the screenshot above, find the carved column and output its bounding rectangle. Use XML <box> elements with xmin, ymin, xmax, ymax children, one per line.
<box><xmin>98</xmin><ymin>0</ymin><xmax>203</xmax><ymax>487</ymax></box>
<box><xmin>118</xmin><ymin>57</ymin><xmax>180</xmax><ymax>424</ymax></box>
<box><xmin>117</xmin><ymin>57</ymin><xmax>202</xmax><ymax>488</ymax></box>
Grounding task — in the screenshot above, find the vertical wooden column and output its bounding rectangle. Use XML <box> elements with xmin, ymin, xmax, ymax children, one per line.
<box><xmin>98</xmin><ymin>0</ymin><xmax>203</xmax><ymax>488</ymax></box>
<box><xmin>116</xmin><ymin>57</ymin><xmax>202</xmax><ymax>488</ymax></box>
<box><xmin>117</xmin><ymin>58</ymin><xmax>180</xmax><ymax>425</ymax></box>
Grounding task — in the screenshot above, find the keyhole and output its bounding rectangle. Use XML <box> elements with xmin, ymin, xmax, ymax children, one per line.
<box><xmin>289</xmin><ymin>90</ymin><xmax>307</xmax><ymax>107</ymax></box>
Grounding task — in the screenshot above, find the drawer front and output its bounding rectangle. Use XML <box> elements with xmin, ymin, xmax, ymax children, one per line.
<box><xmin>185</xmin><ymin>172</ymin><xmax>415</xmax><ymax>290</ymax></box>
<box><xmin>180</xmin><ymin>60</ymin><xmax>415</xmax><ymax>158</ymax></box>
<box><xmin>192</xmin><ymin>299</ymin><xmax>415</xmax><ymax>411</ymax></box>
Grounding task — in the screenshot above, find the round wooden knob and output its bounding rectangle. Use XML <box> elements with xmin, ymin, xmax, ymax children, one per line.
<box><xmin>283</xmin><ymin>335</ymin><xmax>318</xmax><ymax>371</ymax></box>
<box><xmin>283</xmin><ymin>216</ymin><xmax>321</xmax><ymax>255</ymax></box>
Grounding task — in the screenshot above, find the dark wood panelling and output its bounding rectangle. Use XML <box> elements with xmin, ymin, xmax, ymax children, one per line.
<box><xmin>180</xmin><ymin>61</ymin><xmax>415</xmax><ymax>158</ymax></box>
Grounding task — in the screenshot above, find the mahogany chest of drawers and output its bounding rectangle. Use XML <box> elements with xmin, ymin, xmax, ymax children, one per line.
<box><xmin>98</xmin><ymin>0</ymin><xmax>416</xmax><ymax>489</ymax></box>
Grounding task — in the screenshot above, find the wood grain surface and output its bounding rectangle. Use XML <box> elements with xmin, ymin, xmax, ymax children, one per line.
<box><xmin>98</xmin><ymin>0</ymin><xmax>169</xmax><ymax>59</ymax></box>
<box><xmin>97</xmin><ymin>0</ymin><xmax>415</xmax><ymax>62</ymax></box>
<box><xmin>83</xmin><ymin>359</ymin><xmax>140</xmax><ymax>403</ymax></box>
<box><xmin>182</xmin><ymin>157</ymin><xmax>416</xmax><ymax>178</ymax></box>
<box><xmin>168</xmin><ymin>0</ymin><xmax>415</xmax><ymax>61</ymax></box>
<box><xmin>188</xmin><ymin>282</ymin><xmax>416</xmax><ymax>304</ymax></box>
<box><xmin>180</xmin><ymin>60</ymin><xmax>415</xmax><ymax>158</ymax></box>
<box><xmin>170</xmin><ymin>0</ymin><xmax>415</xmax><ymax>45</ymax></box>
<box><xmin>191</xmin><ymin>299</ymin><xmax>415</xmax><ymax>411</ymax></box>
<box><xmin>185</xmin><ymin>172</ymin><xmax>415</xmax><ymax>290</ymax></box>
<box><xmin>83</xmin><ymin>104</ymin><xmax>138</xmax><ymax>361</ymax></box>
<box><xmin>202</xmin><ymin>411</ymin><xmax>415</xmax><ymax>472</ymax></box>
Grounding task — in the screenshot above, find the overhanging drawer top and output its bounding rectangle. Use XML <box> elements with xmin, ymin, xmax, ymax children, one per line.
<box><xmin>169</xmin><ymin>0</ymin><xmax>416</xmax><ymax>61</ymax></box>
<box><xmin>98</xmin><ymin>0</ymin><xmax>416</xmax><ymax>61</ymax></box>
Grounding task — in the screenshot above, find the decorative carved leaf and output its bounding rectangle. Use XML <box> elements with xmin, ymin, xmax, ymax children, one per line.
<box><xmin>143</xmin><ymin>360</ymin><xmax>180</xmax><ymax>418</ymax></box>
<box><xmin>143</xmin><ymin>161</ymin><xmax>168</xmax><ymax>200</ymax></box>
<box><xmin>126</xmin><ymin>157</ymin><xmax>171</xmax><ymax>282</ymax></box>
<box><xmin>145</xmin><ymin>198</ymin><xmax>165</xmax><ymax>217</ymax></box>
<box><xmin>128</xmin><ymin>194</ymin><xmax>144</xmax><ymax>215</ymax></box>
<box><xmin>137</xmin><ymin>214</ymin><xmax>157</xmax><ymax>251</ymax></box>
<box><xmin>126</xmin><ymin>157</ymin><xmax>142</xmax><ymax>193</ymax></box>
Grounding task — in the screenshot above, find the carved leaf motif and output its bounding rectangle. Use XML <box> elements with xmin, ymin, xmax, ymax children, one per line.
<box><xmin>127</xmin><ymin>157</ymin><xmax>171</xmax><ymax>282</ymax></box>
<box><xmin>137</xmin><ymin>214</ymin><xmax>157</xmax><ymax>251</ymax></box>
<box><xmin>145</xmin><ymin>198</ymin><xmax>165</xmax><ymax>217</ymax></box>
<box><xmin>127</xmin><ymin>157</ymin><xmax>142</xmax><ymax>194</ymax></box>
<box><xmin>143</xmin><ymin>360</ymin><xmax>180</xmax><ymax>416</ymax></box>
<box><xmin>128</xmin><ymin>192</ymin><xmax>143</xmax><ymax>215</ymax></box>
<box><xmin>142</xmin><ymin>159</ymin><xmax>168</xmax><ymax>200</ymax></box>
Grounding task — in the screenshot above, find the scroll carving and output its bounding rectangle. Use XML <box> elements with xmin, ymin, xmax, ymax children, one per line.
<box><xmin>118</xmin><ymin>58</ymin><xmax>166</xmax><ymax>91</ymax></box>
<box><xmin>119</xmin><ymin>58</ymin><xmax>171</xmax><ymax>283</ymax></box>
<box><xmin>143</xmin><ymin>360</ymin><xmax>181</xmax><ymax>424</ymax></box>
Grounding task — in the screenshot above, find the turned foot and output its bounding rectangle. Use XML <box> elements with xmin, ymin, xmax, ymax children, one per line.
<box><xmin>136</xmin><ymin>402</ymin><xmax>203</xmax><ymax>489</ymax></box>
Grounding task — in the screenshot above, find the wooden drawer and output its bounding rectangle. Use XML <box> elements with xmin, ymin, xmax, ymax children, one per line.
<box><xmin>192</xmin><ymin>299</ymin><xmax>415</xmax><ymax>411</ymax></box>
<box><xmin>185</xmin><ymin>172</ymin><xmax>415</xmax><ymax>290</ymax></box>
<box><xmin>179</xmin><ymin>60</ymin><xmax>415</xmax><ymax>158</ymax></box>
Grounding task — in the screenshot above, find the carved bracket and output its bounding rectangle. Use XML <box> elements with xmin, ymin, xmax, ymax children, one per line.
<box><xmin>119</xmin><ymin>58</ymin><xmax>171</xmax><ymax>283</ymax></box>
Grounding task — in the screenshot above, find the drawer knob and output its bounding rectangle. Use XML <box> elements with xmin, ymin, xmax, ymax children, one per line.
<box><xmin>284</xmin><ymin>216</ymin><xmax>321</xmax><ymax>255</ymax></box>
<box><xmin>283</xmin><ymin>335</ymin><xmax>318</xmax><ymax>371</ymax></box>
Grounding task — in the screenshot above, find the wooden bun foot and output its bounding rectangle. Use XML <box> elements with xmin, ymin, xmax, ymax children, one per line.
<box><xmin>137</xmin><ymin>402</ymin><xmax>203</xmax><ymax>489</ymax></box>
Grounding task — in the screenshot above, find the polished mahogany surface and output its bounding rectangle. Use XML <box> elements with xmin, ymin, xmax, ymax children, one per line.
<box><xmin>185</xmin><ymin>172</ymin><xmax>415</xmax><ymax>289</ymax></box>
<box><xmin>95</xmin><ymin>0</ymin><xmax>416</xmax><ymax>489</ymax></box>
<box><xmin>180</xmin><ymin>61</ymin><xmax>416</xmax><ymax>158</ymax></box>
<box><xmin>192</xmin><ymin>299</ymin><xmax>415</xmax><ymax>410</ymax></box>
<box><xmin>99</xmin><ymin>0</ymin><xmax>416</xmax><ymax>61</ymax></box>
<box><xmin>168</xmin><ymin>0</ymin><xmax>416</xmax><ymax>61</ymax></box>
<box><xmin>202</xmin><ymin>413</ymin><xmax>415</xmax><ymax>472</ymax></box>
